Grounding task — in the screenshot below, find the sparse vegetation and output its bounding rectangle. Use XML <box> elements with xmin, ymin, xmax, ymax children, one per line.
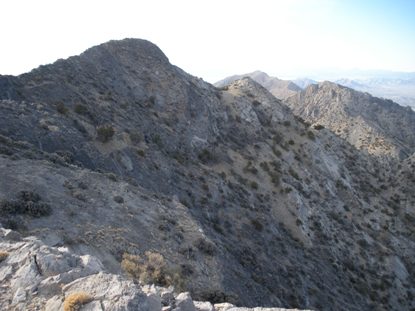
<box><xmin>250</xmin><ymin>181</ymin><xmax>259</xmax><ymax>190</ymax></box>
<box><xmin>113</xmin><ymin>196</ymin><xmax>124</xmax><ymax>204</ymax></box>
<box><xmin>152</xmin><ymin>134</ymin><xmax>163</xmax><ymax>147</ymax></box>
<box><xmin>121</xmin><ymin>251</ymin><xmax>184</xmax><ymax>289</ymax></box>
<box><xmin>63</xmin><ymin>292</ymin><xmax>92</xmax><ymax>311</ymax></box>
<box><xmin>284</xmin><ymin>187</ymin><xmax>293</xmax><ymax>193</ymax></box>
<box><xmin>0</xmin><ymin>191</ymin><xmax>51</xmax><ymax>217</ymax></box>
<box><xmin>74</xmin><ymin>104</ymin><xmax>89</xmax><ymax>115</ymax></box>
<box><xmin>56</xmin><ymin>102</ymin><xmax>68</xmax><ymax>114</ymax></box>
<box><xmin>136</xmin><ymin>149</ymin><xmax>145</xmax><ymax>157</ymax></box>
<box><xmin>194</xmin><ymin>238</ymin><xmax>216</xmax><ymax>255</ymax></box>
<box><xmin>198</xmin><ymin>149</ymin><xmax>215</xmax><ymax>164</ymax></box>
<box><xmin>96</xmin><ymin>125</ymin><xmax>115</xmax><ymax>143</ymax></box>
<box><xmin>251</xmin><ymin>218</ymin><xmax>264</xmax><ymax>231</ymax></box>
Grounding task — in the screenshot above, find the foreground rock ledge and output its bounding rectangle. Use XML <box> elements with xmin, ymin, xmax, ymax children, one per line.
<box><xmin>0</xmin><ymin>227</ymin><xmax>312</xmax><ymax>310</ymax></box>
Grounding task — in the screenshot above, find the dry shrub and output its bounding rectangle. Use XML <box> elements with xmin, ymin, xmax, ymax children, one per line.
<box><xmin>63</xmin><ymin>292</ymin><xmax>92</xmax><ymax>311</ymax></box>
<box><xmin>121</xmin><ymin>251</ymin><xmax>183</xmax><ymax>289</ymax></box>
<box><xmin>0</xmin><ymin>251</ymin><xmax>9</xmax><ymax>262</ymax></box>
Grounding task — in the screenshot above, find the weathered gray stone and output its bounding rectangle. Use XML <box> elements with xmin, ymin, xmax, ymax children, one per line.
<box><xmin>194</xmin><ymin>300</ymin><xmax>215</xmax><ymax>311</ymax></box>
<box><xmin>174</xmin><ymin>292</ymin><xmax>196</xmax><ymax>311</ymax></box>
<box><xmin>160</xmin><ymin>286</ymin><xmax>175</xmax><ymax>306</ymax></box>
<box><xmin>12</xmin><ymin>287</ymin><xmax>26</xmax><ymax>304</ymax></box>
<box><xmin>147</xmin><ymin>292</ymin><xmax>162</xmax><ymax>311</ymax></box>
<box><xmin>1</xmin><ymin>229</ymin><xmax>21</xmax><ymax>241</ymax></box>
<box><xmin>214</xmin><ymin>303</ymin><xmax>235</xmax><ymax>311</ymax></box>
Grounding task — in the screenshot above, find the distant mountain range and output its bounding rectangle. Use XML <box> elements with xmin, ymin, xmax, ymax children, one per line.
<box><xmin>334</xmin><ymin>76</ymin><xmax>415</xmax><ymax>109</ymax></box>
<box><xmin>216</xmin><ymin>71</ymin><xmax>415</xmax><ymax>109</ymax></box>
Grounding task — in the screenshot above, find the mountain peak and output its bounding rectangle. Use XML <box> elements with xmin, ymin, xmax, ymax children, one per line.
<box><xmin>215</xmin><ymin>71</ymin><xmax>301</xmax><ymax>100</ymax></box>
<box><xmin>80</xmin><ymin>38</ymin><xmax>170</xmax><ymax>65</ymax></box>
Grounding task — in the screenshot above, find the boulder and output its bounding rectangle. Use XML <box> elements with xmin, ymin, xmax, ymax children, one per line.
<box><xmin>174</xmin><ymin>292</ymin><xmax>196</xmax><ymax>311</ymax></box>
<box><xmin>194</xmin><ymin>300</ymin><xmax>215</xmax><ymax>311</ymax></box>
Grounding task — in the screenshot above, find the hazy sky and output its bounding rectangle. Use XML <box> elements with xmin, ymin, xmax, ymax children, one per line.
<box><xmin>1</xmin><ymin>0</ymin><xmax>414</xmax><ymax>82</ymax></box>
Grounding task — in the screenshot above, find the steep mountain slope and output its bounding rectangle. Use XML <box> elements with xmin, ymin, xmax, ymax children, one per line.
<box><xmin>0</xmin><ymin>39</ymin><xmax>414</xmax><ymax>311</ymax></box>
<box><xmin>215</xmin><ymin>71</ymin><xmax>301</xmax><ymax>100</ymax></box>
<box><xmin>285</xmin><ymin>81</ymin><xmax>415</xmax><ymax>159</ymax></box>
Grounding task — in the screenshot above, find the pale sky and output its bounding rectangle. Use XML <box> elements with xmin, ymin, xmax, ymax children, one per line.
<box><xmin>1</xmin><ymin>0</ymin><xmax>414</xmax><ymax>82</ymax></box>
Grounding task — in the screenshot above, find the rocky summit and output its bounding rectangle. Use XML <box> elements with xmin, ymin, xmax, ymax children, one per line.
<box><xmin>0</xmin><ymin>39</ymin><xmax>414</xmax><ymax>311</ymax></box>
<box><xmin>215</xmin><ymin>71</ymin><xmax>302</xmax><ymax>101</ymax></box>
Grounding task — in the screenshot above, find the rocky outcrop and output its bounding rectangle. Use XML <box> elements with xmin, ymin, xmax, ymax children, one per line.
<box><xmin>0</xmin><ymin>228</ymin><xmax>311</xmax><ymax>311</ymax></box>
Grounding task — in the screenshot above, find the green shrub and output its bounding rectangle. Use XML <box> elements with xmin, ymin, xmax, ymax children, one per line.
<box><xmin>250</xmin><ymin>181</ymin><xmax>259</xmax><ymax>190</ymax></box>
<box><xmin>194</xmin><ymin>238</ymin><xmax>216</xmax><ymax>255</ymax></box>
<box><xmin>269</xmin><ymin>172</ymin><xmax>280</xmax><ymax>186</ymax></box>
<box><xmin>284</xmin><ymin>187</ymin><xmax>292</xmax><ymax>193</ymax></box>
<box><xmin>96</xmin><ymin>125</ymin><xmax>115</xmax><ymax>143</ymax></box>
<box><xmin>251</xmin><ymin>218</ymin><xmax>263</xmax><ymax>231</ymax></box>
<box><xmin>0</xmin><ymin>191</ymin><xmax>51</xmax><ymax>217</ymax></box>
<box><xmin>74</xmin><ymin>104</ymin><xmax>89</xmax><ymax>115</ymax></box>
<box><xmin>56</xmin><ymin>102</ymin><xmax>68</xmax><ymax>114</ymax></box>
<box><xmin>198</xmin><ymin>149</ymin><xmax>215</xmax><ymax>164</ymax></box>
<box><xmin>113</xmin><ymin>196</ymin><xmax>124</xmax><ymax>204</ymax></box>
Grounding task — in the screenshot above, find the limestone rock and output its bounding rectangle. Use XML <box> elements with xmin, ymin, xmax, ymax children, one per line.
<box><xmin>174</xmin><ymin>292</ymin><xmax>196</xmax><ymax>311</ymax></box>
<box><xmin>214</xmin><ymin>303</ymin><xmax>235</xmax><ymax>311</ymax></box>
<box><xmin>194</xmin><ymin>300</ymin><xmax>215</xmax><ymax>311</ymax></box>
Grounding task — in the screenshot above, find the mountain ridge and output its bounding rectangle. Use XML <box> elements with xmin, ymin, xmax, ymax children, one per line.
<box><xmin>215</xmin><ymin>71</ymin><xmax>302</xmax><ymax>100</ymax></box>
<box><xmin>285</xmin><ymin>80</ymin><xmax>415</xmax><ymax>159</ymax></box>
<box><xmin>0</xmin><ymin>38</ymin><xmax>414</xmax><ymax>311</ymax></box>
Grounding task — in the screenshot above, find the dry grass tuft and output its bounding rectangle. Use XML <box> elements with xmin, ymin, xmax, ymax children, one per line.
<box><xmin>63</xmin><ymin>292</ymin><xmax>92</xmax><ymax>311</ymax></box>
<box><xmin>0</xmin><ymin>251</ymin><xmax>9</xmax><ymax>262</ymax></box>
<box><xmin>121</xmin><ymin>251</ymin><xmax>184</xmax><ymax>289</ymax></box>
